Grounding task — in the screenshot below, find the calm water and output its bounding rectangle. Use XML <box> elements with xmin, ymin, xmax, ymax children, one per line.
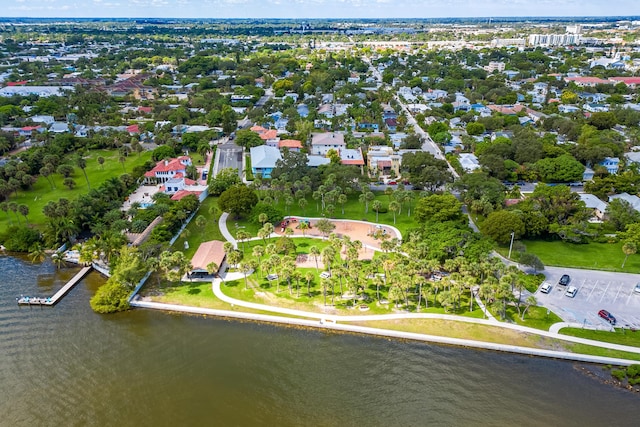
<box><xmin>1</xmin><ymin>254</ymin><xmax>639</xmax><ymax>427</ymax></box>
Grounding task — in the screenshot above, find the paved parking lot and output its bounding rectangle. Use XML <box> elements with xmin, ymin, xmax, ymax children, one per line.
<box><xmin>535</xmin><ymin>266</ymin><xmax>640</xmax><ymax>329</ymax></box>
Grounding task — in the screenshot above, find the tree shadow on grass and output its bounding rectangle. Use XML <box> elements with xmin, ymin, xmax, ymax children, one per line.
<box><xmin>187</xmin><ymin>287</ymin><xmax>202</xmax><ymax>295</ymax></box>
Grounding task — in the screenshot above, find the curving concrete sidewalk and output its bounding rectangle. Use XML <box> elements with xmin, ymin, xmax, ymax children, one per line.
<box><xmin>211</xmin><ymin>279</ymin><xmax>640</xmax><ymax>355</ymax></box>
<box><xmin>215</xmin><ymin>211</ymin><xmax>640</xmax><ymax>356</ymax></box>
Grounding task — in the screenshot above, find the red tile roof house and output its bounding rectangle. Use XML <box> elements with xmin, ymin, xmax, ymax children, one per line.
<box><xmin>563</xmin><ymin>76</ymin><xmax>611</xmax><ymax>87</ymax></box>
<box><xmin>144</xmin><ymin>156</ymin><xmax>192</xmax><ymax>183</ymax></box>
<box><xmin>278</xmin><ymin>139</ymin><xmax>303</xmax><ymax>152</ymax></box>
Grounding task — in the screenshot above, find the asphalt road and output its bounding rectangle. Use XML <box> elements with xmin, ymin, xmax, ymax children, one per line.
<box><xmin>535</xmin><ymin>266</ymin><xmax>640</xmax><ymax>329</ymax></box>
<box><xmin>215</xmin><ymin>142</ymin><xmax>243</xmax><ymax>178</ymax></box>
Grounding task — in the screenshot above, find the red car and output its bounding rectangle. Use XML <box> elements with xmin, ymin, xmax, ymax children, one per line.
<box><xmin>598</xmin><ymin>310</ymin><xmax>616</xmax><ymax>325</ymax></box>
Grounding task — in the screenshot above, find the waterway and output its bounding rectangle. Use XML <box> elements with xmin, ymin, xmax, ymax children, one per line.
<box><xmin>1</xmin><ymin>254</ymin><xmax>639</xmax><ymax>426</ymax></box>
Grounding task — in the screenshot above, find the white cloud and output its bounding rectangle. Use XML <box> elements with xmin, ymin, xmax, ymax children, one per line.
<box><xmin>4</xmin><ymin>0</ymin><xmax>640</xmax><ymax>18</ymax></box>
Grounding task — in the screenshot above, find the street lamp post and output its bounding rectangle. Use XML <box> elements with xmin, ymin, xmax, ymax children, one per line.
<box><xmin>508</xmin><ymin>231</ymin><xmax>515</xmax><ymax>260</ymax></box>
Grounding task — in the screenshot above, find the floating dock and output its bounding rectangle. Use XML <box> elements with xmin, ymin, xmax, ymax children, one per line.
<box><xmin>17</xmin><ymin>266</ymin><xmax>93</xmax><ymax>306</ymax></box>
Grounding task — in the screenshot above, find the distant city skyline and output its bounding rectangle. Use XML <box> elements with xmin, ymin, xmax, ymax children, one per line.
<box><xmin>3</xmin><ymin>0</ymin><xmax>640</xmax><ymax>20</ymax></box>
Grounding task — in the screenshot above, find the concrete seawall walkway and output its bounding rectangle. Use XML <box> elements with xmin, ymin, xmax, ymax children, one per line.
<box><xmin>211</xmin><ymin>279</ymin><xmax>640</xmax><ymax>356</ymax></box>
<box><xmin>130</xmin><ymin>298</ymin><xmax>640</xmax><ymax>366</ymax></box>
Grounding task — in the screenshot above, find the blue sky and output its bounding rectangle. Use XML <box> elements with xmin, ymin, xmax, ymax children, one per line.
<box><xmin>3</xmin><ymin>0</ymin><xmax>640</xmax><ymax>19</ymax></box>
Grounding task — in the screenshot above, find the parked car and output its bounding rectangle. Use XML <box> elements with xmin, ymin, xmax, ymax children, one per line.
<box><xmin>634</xmin><ymin>283</ymin><xmax>640</xmax><ymax>294</ymax></box>
<box><xmin>319</xmin><ymin>271</ymin><xmax>331</xmax><ymax>279</ymax></box>
<box><xmin>565</xmin><ymin>286</ymin><xmax>578</xmax><ymax>298</ymax></box>
<box><xmin>598</xmin><ymin>309</ymin><xmax>616</xmax><ymax>325</ymax></box>
<box><xmin>539</xmin><ymin>283</ymin><xmax>552</xmax><ymax>294</ymax></box>
<box><xmin>558</xmin><ymin>274</ymin><xmax>571</xmax><ymax>286</ymax></box>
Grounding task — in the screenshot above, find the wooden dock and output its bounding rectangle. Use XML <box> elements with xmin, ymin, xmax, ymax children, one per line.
<box><xmin>17</xmin><ymin>266</ymin><xmax>93</xmax><ymax>306</ymax></box>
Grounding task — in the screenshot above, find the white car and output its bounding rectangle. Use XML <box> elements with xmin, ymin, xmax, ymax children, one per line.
<box><xmin>565</xmin><ymin>286</ymin><xmax>578</xmax><ymax>298</ymax></box>
<box><xmin>319</xmin><ymin>271</ymin><xmax>331</xmax><ymax>279</ymax></box>
<box><xmin>634</xmin><ymin>283</ymin><xmax>640</xmax><ymax>294</ymax></box>
<box><xmin>539</xmin><ymin>283</ymin><xmax>552</xmax><ymax>294</ymax></box>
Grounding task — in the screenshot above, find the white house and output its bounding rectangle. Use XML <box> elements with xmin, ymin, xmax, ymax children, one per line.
<box><xmin>311</xmin><ymin>132</ymin><xmax>346</xmax><ymax>155</ymax></box>
<box><xmin>579</xmin><ymin>193</ymin><xmax>608</xmax><ymax>220</ymax></box>
<box><xmin>459</xmin><ymin>153</ymin><xmax>481</xmax><ymax>172</ymax></box>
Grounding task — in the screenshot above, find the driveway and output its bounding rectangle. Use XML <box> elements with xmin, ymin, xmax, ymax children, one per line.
<box><xmin>214</xmin><ymin>142</ymin><xmax>243</xmax><ymax>178</ymax></box>
<box><xmin>535</xmin><ymin>266</ymin><xmax>640</xmax><ymax>329</ymax></box>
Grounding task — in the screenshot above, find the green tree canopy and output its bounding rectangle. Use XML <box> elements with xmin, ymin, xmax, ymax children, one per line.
<box><xmin>415</xmin><ymin>193</ymin><xmax>464</xmax><ymax>224</ymax></box>
<box><xmin>481</xmin><ymin>210</ymin><xmax>525</xmax><ymax>245</ymax></box>
<box><xmin>219</xmin><ymin>184</ymin><xmax>258</xmax><ymax>218</ymax></box>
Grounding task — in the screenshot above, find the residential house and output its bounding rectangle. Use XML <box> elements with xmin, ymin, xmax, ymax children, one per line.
<box><xmin>384</xmin><ymin>118</ymin><xmax>398</xmax><ymax>132</ymax></box>
<box><xmin>423</xmin><ymin>89</ymin><xmax>448</xmax><ymax>101</ymax></box>
<box><xmin>144</xmin><ymin>156</ymin><xmax>192</xmax><ymax>183</ymax></box>
<box><xmin>459</xmin><ymin>153</ymin><xmax>481</xmax><ymax>172</ymax></box>
<box><xmin>29</xmin><ymin>115</ymin><xmax>55</xmax><ymax>125</ymax></box>
<box><xmin>278</xmin><ymin>139</ymin><xmax>303</xmax><ymax>152</ymax></box>
<box><xmin>609</xmin><ymin>192</ymin><xmax>640</xmax><ymax>213</ymax></box>
<box><xmin>311</xmin><ymin>132</ymin><xmax>346</xmax><ymax>155</ymax></box>
<box><xmin>250</xmin><ymin>145</ymin><xmax>282</xmax><ymax>179</ymax></box>
<box><xmin>307</xmin><ymin>155</ymin><xmax>331</xmax><ymax>167</ymax></box>
<box><xmin>49</xmin><ymin>122</ymin><xmax>70</xmax><ymax>133</ymax></box>
<box><xmin>583</xmin><ymin>103</ymin><xmax>609</xmax><ymax>113</ymax></box>
<box><xmin>564</xmin><ymin>76</ymin><xmax>611</xmax><ymax>87</ymax></box>
<box><xmin>382</xmin><ymin>104</ymin><xmax>397</xmax><ymax>120</ymax></box>
<box><xmin>340</xmin><ymin>147</ymin><xmax>365</xmax><ymax>167</ymax></box>
<box><xmin>367</xmin><ymin>145</ymin><xmax>401</xmax><ymax>177</ymax></box>
<box><xmin>625</xmin><ymin>151</ymin><xmax>640</xmax><ymax>165</ymax></box>
<box><xmin>296</xmin><ymin>104</ymin><xmax>310</xmax><ymax>118</ymax></box>
<box><xmin>579</xmin><ymin>193</ymin><xmax>608</xmax><ymax>220</ymax></box>
<box><xmin>559</xmin><ymin>105</ymin><xmax>581</xmax><ymax>114</ymax></box>
<box><xmin>598</xmin><ymin>157</ymin><xmax>620</xmax><ymax>174</ymax></box>
<box><xmin>358</xmin><ymin>122</ymin><xmax>379</xmax><ymax>132</ymax></box>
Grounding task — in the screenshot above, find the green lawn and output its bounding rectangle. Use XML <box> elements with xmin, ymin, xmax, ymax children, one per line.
<box><xmin>560</xmin><ymin>327</ymin><xmax>640</xmax><ymax>348</ymax></box>
<box><xmin>501</xmin><ymin>304</ymin><xmax>563</xmax><ymax>331</ymax></box>
<box><xmin>501</xmin><ymin>239</ymin><xmax>640</xmax><ymax>273</ymax></box>
<box><xmin>172</xmin><ymin>197</ymin><xmax>223</xmax><ymax>259</ymax></box>
<box><xmin>1</xmin><ymin>149</ymin><xmax>153</xmax><ymax>230</ymax></box>
<box><xmin>230</xmin><ymin>191</ymin><xmax>419</xmax><ymax>239</ymax></box>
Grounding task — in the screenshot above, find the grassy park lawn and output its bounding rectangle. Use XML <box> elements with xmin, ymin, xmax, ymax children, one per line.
<box><xmin>229</xmin><ymin>191</ymin><xmax>419</xmax><ymax>239</ymax></box>
<box><xmin>496</xmin><ymin>239</ymin><xmax>640</xmax><ymax>273</ymax></box>
<box><xmin>171</xmin><ymin>197</ymin><xmax>223</xmax><ymax>259</ymax></box>
<box><xmin>221</xmin><ymin>263</ymin><xmax>488</xmax><ymax>319</ymax></box>
<box><xmin>1</xmin><ymin>149</ymin><xmax>153</xmax><ymax>230</ymax></box>
<box><xmin>497</xmin><ymin>305</ymin><xmax>563</xmax><ymax>331</ymax></box>
<box><xmin>351</xmin><ymin>318</ymin><xmax>640</xmax><ymax>360</ymax></box>
<box><xmin>559</xmin><ymin>327</ymin><xmax>640</xmax><ymax>348</ymax></box>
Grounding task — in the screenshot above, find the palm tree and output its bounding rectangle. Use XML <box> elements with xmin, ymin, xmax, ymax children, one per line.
<box><xmin>17</xmin><ymin>204</ymin><xmax>29</xmax><ymax>225</ymax></box>
<box><xmin>252</xmin><ymin>245</ymin><xmax>265</xmax><ymax>273</ymax></box>
<box><xmin>206</xmin><ymin>262</ymin><xmax>219</xmax><ymax>278</ymax></box>
<box><xmin>298</xmin><ymin>197</ymin><xmax>308</xmax><ymax>214</ymax></box>
<box><xmin>40</xmin><ymin>165</ymin><xmax>56</xmax><ymax>190</ymax></box>
<box><xmin>337</xmin><ymin>193</ymin><xmax>348</xmax><ymax>216</ymax></box>
<box><xmin>239</xmin><ymin>261</ymin><xmax>253</xmax><ymax>289</ymax></box>
<box><xmin>0</xmin><ymin>202</ymin><xmax>12</xmax><ymax>225</ymax></box>
<box><xmin>309</xmin><ymin>245</ymin><xmax>320</xmax><ymax>270</ymax></box>
<box><xmin>321</xmin><ymin>246</ymin><xmax>336</xmax><ymax>274</ymax></box>
<box><xmin>622</xmin><ymin>241</ymin><xmax>637</xmax><ymax>268</ymax></box>
<box><xmin>389</xmin><ymin>200</ymin><xmax>400</xmax><ymax>224</ymax></box>
<box><xmin>521</xmin><ymin>295</ymin><xmax>537</xmax><ymax>320</ymax></box>
<box><xmin>305</xmin><ymin>271</ymin><xmax>314</xmax><ymax>297</ymax></box>
<box><xmin>298</xmin><ymin>221</ymin><xmax>309</xmax><ymax>236</ymax></box>
<box><xmin>29</xmin><ymin>244</ymin><xmax>46</xmax><ymax>263</ymax></box>
<box><xmin>76</xmin><ymin>155</ymin><xmax>90</xmax><ymax>189</ymax></box>
<box><xmin>372</xmin><ymin>200</ymin><xmax>382</xmax><ymax>222</ymax></box>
